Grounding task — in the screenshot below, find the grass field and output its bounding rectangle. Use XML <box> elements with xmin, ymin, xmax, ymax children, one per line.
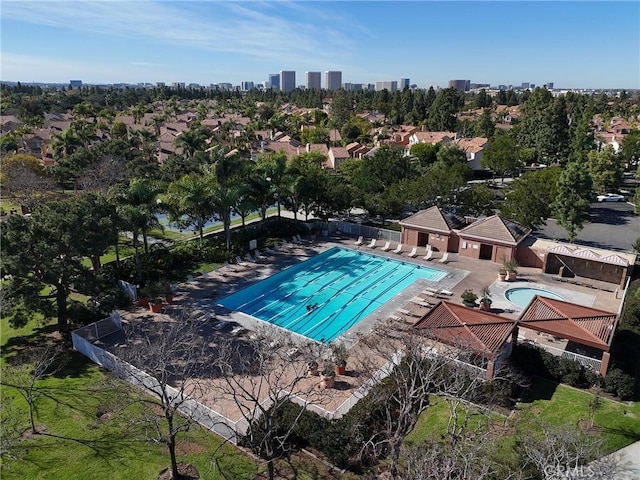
<box><xmin>0</xmin><ymin>317</ymin><xmax>257</xmax><ymax>479</ymax></box>
<box><xmin>406</xmin><ymin>377</ymin><xmax>640</xmax><ymax>461</ymax></box>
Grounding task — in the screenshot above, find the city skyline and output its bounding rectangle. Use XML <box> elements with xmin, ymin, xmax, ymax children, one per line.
<box><xmin>1</xmin><ymin>1</ymin><xmax>638</xmax><ymax>89</ymax></box>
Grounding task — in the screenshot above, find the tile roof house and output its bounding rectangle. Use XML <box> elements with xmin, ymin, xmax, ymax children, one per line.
<box><xmin>413</xmin><ymin>301</ymin><xmax>517</xmax><ymax>380</ymax></box>
<box><xmin>408</xmin><ymin>131</ymin><xmax>455</xmax><ymax>146</ymax></box>
<box><xmin>517</xmin><ymin>296</ymin><xmax>618</xmax><ymax>376</ymax></box>
<box><xmin>400</xmin><ymin>207</ymin><xmax>531</xmax><ymax>264</ymax></box>
<box><xmin>326</xmin><ymin>146</ymin><xmax>350</xmax><ymax>170</ymax></box>
<box><xmin>451</xmin><ymin>137</ymin><xmax>488</xmax><ymax>170</ymax></box>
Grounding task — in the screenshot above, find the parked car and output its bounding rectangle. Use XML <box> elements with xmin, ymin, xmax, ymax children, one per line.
<box><xmin>596</xmin><ymin>193</ymin><xmax>626</xmax><ymax>202</ymax></box>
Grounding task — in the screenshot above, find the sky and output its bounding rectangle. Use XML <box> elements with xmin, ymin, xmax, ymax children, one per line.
<box><xmin>1</xmin><ymin>1</ymin><xmax>639</xmax><ymax>90</ymax></box>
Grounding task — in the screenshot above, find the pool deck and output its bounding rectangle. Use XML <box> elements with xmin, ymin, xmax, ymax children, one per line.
<box><xmin>108</xmin><ymin>235</ymin><xmax>627</xmax><ymax>432</ymax></box>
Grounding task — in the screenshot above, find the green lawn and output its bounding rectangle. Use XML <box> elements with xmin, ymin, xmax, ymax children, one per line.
<box><xmin>0</xmin><ymin>317</ymin><xmax>257</xmax><ymax>479</ymax></box>
<box><xmin>515</xmin><ymin>377</ymin><xmax>640</xmax><ymax>453</ymax></box>
<box><xmin>407</xmin><ymin>377</ymin><xmax>640</xmax><ymax>461</ymax></box>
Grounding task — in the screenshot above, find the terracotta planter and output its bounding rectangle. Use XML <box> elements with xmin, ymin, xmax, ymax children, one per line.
<box><xmin>164</xmin><ymin>295</ymin><xmax>173</xmax><ymax>304</ymax></box>
<box><xmin>138</xmin><ymin>297</ymin><xmax>150</xmax><ymax>307</ymax></box>
<box><xmin>480</xmin><ymin>301</ymin><xmax>492</xmax><ymax>311</ymax></box>
<box><xmin>320</xmin><ymin>374</ymin><xmax>335</xmax><ymax>389</ymax></box>
<box><xmin>498</xmin><ymin>272</ymin><xmax>507</xmax><ymax>282</ymax></box>
<box><xmin>149</xmin><ymin>302</ymin><xmax>163</xmax><ymax>313</ymax></box>
<box><xmin>334</xmin><ymin>365</ymin><xmax>346</xmax><ymax>375</ymax></box>
<box><xmin>507</xmin><ymin>271</ymin><xmax>518</xmax><ymax>281</ymax></box>
<box><xmin>307</xmin><ymin>367</ymin><xmax>318</xmax><ymax>377</ymax></box>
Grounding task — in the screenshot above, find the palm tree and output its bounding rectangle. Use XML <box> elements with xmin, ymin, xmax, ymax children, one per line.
<box><xmin>51</xmin><ymin>127</ymin><xmax>82</xmax><ymax>159</ymax></box>
<box><xmin>166</xmin><ymin>173</ymin><xmax>217</xmax><ymax>240</ymax></box>
<box><xmin>112</xmin><ymin>179</ymin><xmax>163</xmax><ymax>255</ymax></box>
<box><xmin>174</xmin><ymin>127</ymin><xmax>208</xmax><ymax>159</ymax></box>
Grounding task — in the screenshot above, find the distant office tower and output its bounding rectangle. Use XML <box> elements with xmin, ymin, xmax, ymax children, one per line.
<box><xmin>280</xmin><ymin>70</ymin><xmax>296</xmax><ymax>92</ymax></box>
<box><xmin>521</xmin><ymin>82</ymin><xmax>530</xmax><ymax>89</ymax></box>
<box><xmin>325</xmin><ymin>71</ymin><xmax>342</xmax><ymax>91</ymax></box>
<box><xmin>218</xmin><ymin>83</ymin><xmax>233</xmax><ymax>90</ymax></box>
<box><xmin>306</xmin><ymin>71</ymin><xmax>321</xmax><ymax>90</ymax></box>
<box><xmin>546</xmin><ymin>82</ymin><xmax>554</xmax><ymax>89</ymax></box>
<box><xmin>241</xmin><ymin>81</ymin><xmax>254</xmax><ymax>91</ymax></box>
<box><xmin>530</xmin><ymin>83</ymin><xmax>535</xmax><ymax>89</ymax></box>
<box><xmin>448</xmin><ymin>80</ymin><xmax>470</xmax><ymax>92</ymax></box>
<box><xmin>268</xmin><ymin>74</ymin><xmax>280</xmax><ymax>89</ymax></box>
<box><xmin>69</xmin><ymin>80</ymin><xmax>82</xmax><ymax>88</ymax></box>
<box><xmin>375</xmin><ymin>81</ymin><xmax>397</xmax><ymax>92</ymax></box>
<box><xmin>400</xmin><ymin>78</ymin><xmax>410</xmax><ymax>89</ymax></box>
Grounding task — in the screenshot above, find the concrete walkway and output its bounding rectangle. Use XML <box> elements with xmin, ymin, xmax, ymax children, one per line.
<box><xmin>606</xmin><ymin>440</ymin><xmax>640</xmax><ymax>480</ymax></box>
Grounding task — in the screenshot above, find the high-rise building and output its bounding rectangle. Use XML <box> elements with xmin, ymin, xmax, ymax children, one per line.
<box><xmin>448</xmin><ymin>80</ymin><xmax>470</xmax><ymax>92</ymax></box>
<box><xmin>280</xmin><ymin>70</ymin><xmax>296</xmax><ymax>93</ymax></box>
<box><xmin>325</xmin><ymin>71</ymin><xmax>342</xmax><ymax>91</ymax></box>
<box><xmin>306</xmin><ymin>71</ymin><xmax>321</xmax><ymax>90</ymax></box>
<box><xmin>268</xmin><ymin>74</ymin><xmax>280</xmax><ymax>89</ymax></box>
<box><xmin>400</xmin><ymin>78</ymin><xmax>410</xmax><ymax>89</ymax></box>
<box><xmin>521</xmin><ymin>82</ymin><xmax>530</xmax><ymax>89</ymax></box>
<box><xmin>546</xmin><ymin>82</ymin><xmax>554</xmax><ymax>89</ymax></box>
<box><xmin>69</xmin><ymin>80</ymin><xmax>82</xmax><ymax>88</ymax></box>
<box><xmin>241</xmin><ymin>81</ymin><xmax>254</xmax><ymax>91</ymax></box>
<box><xmin>375</xmin><ymin>81</ymin><xmax>397</xmax><ymax>92</ymax></box>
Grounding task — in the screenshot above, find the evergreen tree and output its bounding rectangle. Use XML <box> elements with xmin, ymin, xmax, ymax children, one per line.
<box><xmin>552</xmin><ymin>160</ymin><xmax>593</xmax><ymax>242</ymax></box>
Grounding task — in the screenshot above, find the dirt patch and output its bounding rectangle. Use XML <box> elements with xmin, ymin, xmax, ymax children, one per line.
<box><xmin>158</xmin><ymin>462</ymin><xmax>200</xmax><ymax>480</ymax></box>
<box><xmin>20</xmin><ymin>425</ymin><xmax>47</xmax><ymax>439</ymax></box>
<box><xmin>176</xmin><ymin>441</ymin><xmax>206</xmax><ymax>456</ymax></box>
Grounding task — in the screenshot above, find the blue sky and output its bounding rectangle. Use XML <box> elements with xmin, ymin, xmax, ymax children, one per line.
<box><xmin>1</xmin><ymin>1</ymin><xmax>638</xmax><ymax>89</ymax></box>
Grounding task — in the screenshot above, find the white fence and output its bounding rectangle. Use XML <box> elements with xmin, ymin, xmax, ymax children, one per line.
<box><xmin>336</xmin><ymin>221</ymin><xmax>402</xmax><ymax>243</ymax></box>
<box><xmin>534</xmin><ymin>342</ymin><xmax>602</xmax><ymax>372</ymax></box>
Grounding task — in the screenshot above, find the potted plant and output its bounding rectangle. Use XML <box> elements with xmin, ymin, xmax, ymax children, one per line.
<box><xmin>503</xmin><ymin>258</ymin><xmax>519</xmax><ymax>281</ymax></box>
<box><xmin>498</xmin><ymin>268</ymin><xmax>507</xmax><ymax>282</ymax></box>
<box><xmin>320</xmin><ymin>367</ymin><xmax>336</xmax><ymax>389</ymax></box>
<box><xmin>149</xmin><ymin>297</ymin><xmax>164</xmax><ymax>313</ymax></box>
<box><xmin>162</xmin><ymin>281</ymin><xmax>174</xmax><ymax>304</ymax></box>
<box><xmin>331</xmin><ymin>343</ymin><xmax>349</xmax><ymax>375</ymax></box>
<box><xmin>461</xmin><ymin>289</ymin><xmax>478</xmax><ymax>307</ymax></box>
<box><xmin>479</xmin><ymin>285</ymin><xmax>493</xmax><ymax>311</ymax></box>
<box><xmin>307</xmin><ymin>360</ymin><xmax>319</xmax><ymax>377</ymax></box>
<box><xmin>137</xmin><ymin>287</ymin><xmax>151</xmax><ymax>307</ymax></box>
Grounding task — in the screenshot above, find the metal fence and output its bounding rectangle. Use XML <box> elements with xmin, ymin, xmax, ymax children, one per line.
<box><xmin>534</xmin><ymin>342</ymin><xmax>602</xmax><ymax>372</ymax></box>
<box><xmin>335</xmin><ymin>221</ymin><xmax>402</xmax><ymax>243</ymax></box>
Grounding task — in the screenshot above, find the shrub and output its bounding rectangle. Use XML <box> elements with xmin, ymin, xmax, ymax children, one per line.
<box><xmin>603</xmin><ymin>368</ymin><xmax>635</xmax><ymax>400</ymax></box>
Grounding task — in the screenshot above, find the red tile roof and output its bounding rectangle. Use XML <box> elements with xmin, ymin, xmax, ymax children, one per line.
<box><xmin>518</xmin><ymin>296</ymin><xmax>617</xmax><ymax>351</ymax></box>
<box><xmin>400</xmin><ymin>206</ymin><xmax>467</xmax><ymax>233</ymax></box>
<box><xmin>413</xmin><ymin>301</ymin><xmax>516</xmax><ymax>358</ymax></box>
<box><xmin>459</xmin><ymin>215</ymin><xmax>530</xmax><ymax>245</ymax></box>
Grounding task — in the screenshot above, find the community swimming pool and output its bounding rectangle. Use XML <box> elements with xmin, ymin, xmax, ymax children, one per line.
<box><xmin>505</xmin><ymin>287</ymin><xmax>565</xmax><ymax>308</ymax></box>
<box><xmin>218</xmin><ymin>247</ymin><xmax>447</xmax><ymax>343</ymax></box>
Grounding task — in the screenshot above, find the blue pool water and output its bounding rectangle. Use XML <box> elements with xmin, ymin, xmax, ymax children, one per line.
<box><xmin>218</xmin><ymin>247</ymin><xmax>446</xmax><ymax>343</ymax></box>
<box><xmin>505</xmin><ymin>287</ymin><xmax>564</xmax><ymax>308</ymax></box>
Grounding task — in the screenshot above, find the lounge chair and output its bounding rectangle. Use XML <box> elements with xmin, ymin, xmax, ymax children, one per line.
<box><xmin>245</xmin><ymin>252</ymin><xmax>256</xmax><ymax>262</ymax></box>
<box><xmin>223</xmin><ymin>261</ymin><xmax>239</xmax><ymax>272</ymax></box>
<box><xmin>381</xmin><ymin>241</ymin><xmax>391</xmax><ymax>251</ymax></box>
<box><xmin>354</xmin><ymin>236</ymin><xmax>364</xmax><ymax>246</ymax></box>
<box><xmin>295</xmin><ymin>234</ymin><xmax>309</xmax><ymax>244</ymax></box>
<box><xmin>410</xmin><ymin>296</ymin><xmax>435</xmax><ymax>308</ymax></box>
<box><xmin>423</xmin><ymin>250</ymin><xmax>434</xmax><ymax>261</ymax></box>
<box><xmin>187</xmin><ymin>274</ymin><xmax>195</xmax><ymax>282</ymax></box>
<box><xmin>255</xmin><ymin>249</ymin><xmax>266</xmax><ymax>259</ymax></box>
<box><xmin>265</xmin><ymin>247</ymin><xmax>276</xmax><ymax>254</ymax></box>
<box><xmin>235</xmin><ymin>256</ymin><xmax>246</xmax><ymax>265</ymax></box>
<box><xmin>392</xmin><ymin>243</ymin><xmax>403</xmax><ymax>254</ymax></box>
<box><xmin>367</xmin><ymin>238</ymin><xmax>377</xmax><ymax>248</ymax></box>
<box><xmin>407</xmin><ymin>247</ymin><xmax>418</xmax><ymax>258</ymax></box>
<box><xmin>438</xmin><ymin>252</ymin><xmax>450</xmax><ymax>264</ymax></box>
<box><xmin>397</xmin><ymin>308</ymin><xmax>421</xmax><ymax>318</ymax></box>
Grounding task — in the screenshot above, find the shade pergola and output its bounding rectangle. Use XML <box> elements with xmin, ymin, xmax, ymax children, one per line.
<box><xmin>517</xmin><ymin>296</ymin><xmax>618</xmax><ymax>375</ymax></box>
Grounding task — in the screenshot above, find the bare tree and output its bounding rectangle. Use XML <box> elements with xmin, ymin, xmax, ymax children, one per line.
<box><xmin>1</xmin><ymin>346</ymin><xmax>65</xmax><ymax>434</ymax></box>
<box><xmin>354</xmin><ymin>318</ymin><xmax>454</xmax><ymax>480</ymax></box>
<box><xmin>213</xmin><ymin>325</ymin><xmax>329</xmax><ymax>480</ymax></box>
<box><xmin>520</xmin><ymin>422</ymin><xmax>630</xmax><ymax>480</ymax></box>
<box><xmin>0</xmin><ymin>393</ymin><xmax>23</xmax><ymax>463</ymax></box>
<box><xmin>76</xmin><ymin>155</ymin><xmax>128</xmax><ymax>193</ymax></box>
<box><xmin>114</xmin><ymin>311</ymin><xmax>218</xmax><ymax>480</ymax></box>
<box><xmin>2</xmin><ymin>162</ymin><xmax>54</xmax><ymax>211</ymax></box>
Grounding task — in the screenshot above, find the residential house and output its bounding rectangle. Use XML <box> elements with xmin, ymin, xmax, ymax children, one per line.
<box><xmin>326</xmin><ymin>146</ymin><xmax>350</xmax><ymax>170</ymax></box>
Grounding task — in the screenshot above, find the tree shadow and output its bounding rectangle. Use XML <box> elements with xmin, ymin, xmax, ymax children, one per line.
<box><xmin>588</xmin><ymin>207</ymin><xmax>634</xmax><ymax>226</ymax></box>
<box><xmin>518</xmin><ymin>376</ymin><xmax>559</xmax><ymax>403</ymax></box>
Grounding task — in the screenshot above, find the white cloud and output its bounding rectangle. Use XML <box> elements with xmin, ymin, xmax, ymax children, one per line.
<box><xmin>1</xmin><ymin>1</ymin><xmax>361</xmax><ymax>66</ymax></box>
